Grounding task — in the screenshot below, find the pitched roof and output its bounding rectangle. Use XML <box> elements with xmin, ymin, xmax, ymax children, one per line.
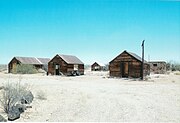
<box><xmin>37</xmin><ymin>58</ymin><xmax>51</xmax><ymax>64</ymax></box>
<box><xmin>127</xmin><ymin>52</ymin><xmax>142</xmax><ymax>62</ymax></box>
<box><xmin>126</xmin><ymin>51</ymin><xmax>148</xmax><ymax>63</ymax></box>
<box><xmin>14</xmin><ymin>57</ymin><xmax>50</xmax><ymax>65</ymax></box>
<box><xmin>58</xmin><ymin>54</ymin><xmax>84</xmax><ymax>64</ymax></box>
<box><xmin>92</xmin><ymin>62</ymin><xmax>105</xmax><ymax>66</ymax></box>
<box><xmin>110</xmin><ymin>50</ymin><xmax>148</xmax><ymax>63</ymax></box>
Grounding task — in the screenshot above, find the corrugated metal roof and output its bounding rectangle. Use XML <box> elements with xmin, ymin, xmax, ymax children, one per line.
<box><xmin>58</xmin><ymin>54</ymin><xmax>84</xmax><ymax>64</ymax></box>
<box><xmin>109</xmin><ymin>50</ymin><xmax>148</xmax><ymax>64</ymax></box>
<box><xmin>127</xmin><ymin>51</ymin><xmax>148</xmax><ymax>63</ymax></box>
<box><xmin>37</xmin><ymin>58</ymin><xmax>51</xmax><ymax>64</ymax></box>
<box><xmin>15</xmin><ymin>57</ymin><xmax>50</xmax><ymax>65</ymax></box>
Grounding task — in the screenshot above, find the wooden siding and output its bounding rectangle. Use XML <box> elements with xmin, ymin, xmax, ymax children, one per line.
<box><xmin>48</xmin><ymin>55</ymin><xmax>84</xmax><ymax>76</ymax></box>
<box><xmin>48</xmin><ymin>55</ymin><xmax>68</xmax><ymax>75</ymax></box>
<box><xmin>91</xmin><ymin>62</ymin><xmax>101</xmax><ymax>71</ymax></box>
<box><xmin>67</xmin><ymin>64</ymin><xmax>84</xmax><ymax>75</ymax></box>
<box><xmin>109</xmin><ymin>51</ymin><xmax>150</xmax><ymax>78</ymax></box>
<box><xmin>8</xmin><ymin>58</ymin><xmax>43</xmax><ymax>73</ymax></box>
<box><xmin>8</xmin><ymin>58</ymin><xmax>20</xmax><ymax>73</ymax></box>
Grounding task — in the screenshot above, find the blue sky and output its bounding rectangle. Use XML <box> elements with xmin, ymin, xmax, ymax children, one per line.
<box><xmin>0</xmin><ymin>0</ymin><xmax>180</xmax><ymax>64</ymax></box>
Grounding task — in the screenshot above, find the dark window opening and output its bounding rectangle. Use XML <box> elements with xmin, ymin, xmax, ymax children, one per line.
<box><xmin>153</xmin><ymin>64</ymin><xmax>157</xmax><ymax>67</ymax></box>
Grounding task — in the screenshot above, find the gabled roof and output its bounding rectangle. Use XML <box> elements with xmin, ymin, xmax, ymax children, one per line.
<box><xmin>13</xmin><ymin>57</ymin><xmax>50</xmax><ymax>65</ymax></box>
<box><xmin>58</xmin><ymin>54</ymin><xmax>84</xmax><ymax>64</ymax></box>
<box><xmin>127</xmin><ymin>51</ymin><xmax>148</xmax><ymax>63</ymax></box>
<box><xmin>92</xmin><ymin>62</ymin><xmax>105</xmax><ymax>66</ymax></box>
<box><xmin>37</xmin><ymin>58</ymin><xmax>51</xmax><ymax>64</ymax></box>
<box><xmin>127</xmin><ymin>52</ymin><xmax>145</xmax><ymax>62</ymax></box>
<box><xmin>110</xmin><ymin>50</ymin><xmax>148</xmax><ymax>63</ymax></box>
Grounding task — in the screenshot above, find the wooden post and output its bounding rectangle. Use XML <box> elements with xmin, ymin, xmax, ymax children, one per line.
<box><xmin>141</xmin><ymin>40</ymin><xmax>145</xmax><ymax>80</ymax></box>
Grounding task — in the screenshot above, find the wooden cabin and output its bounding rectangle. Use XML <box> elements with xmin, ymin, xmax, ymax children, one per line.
<box><xmin>8</xmin><ymin>57</ymin><xmax>50</xmax><ymax>73</ymax></box>
<box><xmin>109</xmin><ymin>50</ymin><xmax>150</xmax><ymax>78</ymax></box>
<box><xmin>91</xmin><ymin>62</ymin><xmax>105</xmax><ymax>71</ymax></box>
<box><xmin>48</xmin><ymin>54</ymin><xmax>84</xmax><ymax>76</ymax></box>
<box><xmin>149</xmin><ymin>61</ymin><xmax>166</xmax><ymax>74</ymax></box>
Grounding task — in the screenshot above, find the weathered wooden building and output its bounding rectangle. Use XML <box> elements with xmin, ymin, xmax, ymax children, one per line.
<box><xmin>109</xmin><ymin>50</ymin><xmax>150</xmax><ymax>78</ymax></box>
<box><xmin>48</xmin><ymin>54</ymin><xmax>84</xmax><ymax>76</ymax></box>
<box><xmin>91</xmin><ymin>62</ymin><xmax>105</xmax><ymax>71</ymax></box>
<box><xmin>149</xmin><ymin>61</ymin><xmax>166</xmax><ymax>74</ymax></box>
<box><xmin>8</xmin><ymin>57</ymin><xmax>50</xmax><ymax>73</ymax></box>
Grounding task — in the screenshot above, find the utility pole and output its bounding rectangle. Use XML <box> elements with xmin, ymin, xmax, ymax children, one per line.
<box><xmin>141</xmin><ymin>40</ymin><xmax>145</xmax><ymax>80</ymax></box>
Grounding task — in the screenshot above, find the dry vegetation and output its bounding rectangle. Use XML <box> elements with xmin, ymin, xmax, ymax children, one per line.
<box><xmin>0</xmin><ymin>77</ymin><xmax>34</xmax><ymax>121</ymax></box>
<box><xmin>167</xmin><ymin>62</ymin><xmax>180</xmax><ymax>71</ymax></box>
<box><xmin>0</xmin><ymin>70</ymin><xmax>180</xmax><ymax>122</ymax></box>
<box><xmin>12</xmin><ymin>64</ymin><xmax>37</xmax><ymax>74</ymax></box>
<box><xmin>36</xmin><ymin>90</ymin><xmax>47</xmax><ymax>100</ymax></box>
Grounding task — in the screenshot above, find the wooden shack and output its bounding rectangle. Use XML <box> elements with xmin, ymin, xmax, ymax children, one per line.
<box><xmin>91</xmin><ymin>62</ymin><xmax>105</xmax><ymax>71</ymax></box>
<box><xmin>8</xmin><ymin>57</ymin><xmax>50</xmax><ymax>73</ymax></box>
<box><xmin>109</xmin><ymin>50</ymin><xmax>150</xmax><ymax>78</ymax></box>
<box><xmin>149</xmin><ymin>61</ymin><xmax>166</xmax><ymax>74</ymax></box>
<box><xmin>48</xmin><ymin>54</ymin><xmax>84</xmax><ymax>76</ymax></box>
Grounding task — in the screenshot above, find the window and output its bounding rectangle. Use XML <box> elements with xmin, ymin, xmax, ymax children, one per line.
<box><xmin>153</xmin><ymin>64</ymin><xmax>157</xmax><ymax>67</ymax></box>
<box><xmin>95</xmin><ymin>66</ymin><xmax>100</xmax><ymax>69</ymax></box>
<box><xmin>56</xmin><ymin>64</ymin><xmax>60</xmax><ymax>69</ymax></box>
<box><xmin>74</xmin><ymin>65</ymin><xmax>78</xmax><ymax>70</ymax></box>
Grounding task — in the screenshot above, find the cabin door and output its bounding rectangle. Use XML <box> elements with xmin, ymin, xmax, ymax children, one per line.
<box><xmin>12</xmin><ymin>63</ymin><xmax>16</xmax><ymax>69</ymax></box>
<box><xmin>55</xmin><ymin>64</ymin><xmax>60</xmax><ymax>75</ymax></box>
<box><xmin>121</xmin><ymin>62</ymin><xmax>129</xmax><ymax>77</ymax></box>
<box><xmin>11</xmin><ymin>63</ymin><xmax>17</xmax><ymax>73</ymax></box>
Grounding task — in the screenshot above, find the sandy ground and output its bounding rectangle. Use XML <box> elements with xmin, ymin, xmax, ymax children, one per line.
<box><xmin>0</xmin><ymin>71</ymin><xmax>180</xmax><ymax>122</ymax></box>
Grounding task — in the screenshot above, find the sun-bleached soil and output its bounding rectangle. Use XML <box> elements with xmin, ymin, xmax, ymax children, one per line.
<box><xmin>0</xmin><ymin>71</ymin><xmax>180</xmax><ymax>122</ymax></box>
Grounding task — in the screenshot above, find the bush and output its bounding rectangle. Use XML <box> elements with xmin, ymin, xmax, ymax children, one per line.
<box><xmin>171</xmin><ymin>64</ymin><xmax>180</xmax><ymax>71</ymax></box>
<box><xmin>0</xmin><ymin>82</ymin><xmax>33</xmax><ymax>114</ymax></box>
<box><xmin>36</xmin><ymin>90</ymin><xmax>47</xmax><ymax>100</ymax></box>
<box><xmin>0</xmin><ymin>114</ymin><xmax>7</xmax><ymax>122</ymax></box>
<box><xmin>104</xmin><ymin>64</ymin><xmax>109</xmax><ymax>71</ymax></box>
<box><xmin>167</xmin><ymin>61</ymin><xmax>180</xmax><ymax>71</ymax></box>
<box><xmin>12</xmin><ymin>64</ymin><xmax>37</xmax><ymax>74</ymax></box>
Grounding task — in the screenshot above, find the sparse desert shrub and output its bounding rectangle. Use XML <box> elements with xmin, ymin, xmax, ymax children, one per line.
<box><xmin>0</xmin><ymin>82</ymin><xmax>33</xmax><ymax>114</ymax></box>
<box><xmin>144</xmin><ymin>77</ymin><xmax>148</xmax><ymax>81</ymax></box>
<box><xmin>42</xmin><ymin>65</ymin><xmax>48</xmax><ymax>72</ymax></box>
<box><xmin>37</xmin><ymin>69</ymin><xmax>45</xmax><ymax>73</ymax></box>
<box><xmin>104</xmin><ymin>64</ymin><xmax>109</xmax><ymax>71</ymax></box>
<box><xmin>0</xmin><ymin>114</ymin><xmax>7</xmax><ymax>122</ymax></box>
<box><xmin>171</xmin><ymin>64</ymin><xmax>180</xmax><ymax>71</ymax></box>
<box><xmin>174</xmin><ymin>72</ymin><xmax>180</xmax><ymax>75</ymax></box>
<box><xmin>166</xmin><ymin>62</ymin><xmax>171</xmax><ymax>71</ymax></box>
<box><xmin>12</xmin><ymin>64</ymin><xmax>37</xmax><ymax>74</ymax></box>
<box><xmin>167</xmin><ymin>61</ymin><xmax>180</xmax><ymax>71</ymax></box>
<box><xmin>0</xmin><ymin>86</ymin><xmax>4</xmax><ymax>90</ymax></box>
<box><xmin>0</xmin><ymin>83</ymin><xmax>21</xmax><ymax>113</ymax></box>
<box><xmin>36</xmin><ymin>90</ymin><xmax>47</xmax><ymax>100</ymax></box>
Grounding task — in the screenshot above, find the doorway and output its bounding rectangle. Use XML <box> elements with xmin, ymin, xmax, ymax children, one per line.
<box><xmin>121</xmin><ymin>62</ymin><xmax>129</xmax><ymax>77</ymax></box>
<box><xmin>55</xmin><ymin>64</ymin><xmax>60</xmax><ymax>75</ymax></box>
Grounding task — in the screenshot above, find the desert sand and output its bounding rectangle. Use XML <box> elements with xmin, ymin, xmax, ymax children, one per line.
<box><xmin>0</xmin><ymin>70</ymin><xmax>180</xmax><ymax>122</ymax></box>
